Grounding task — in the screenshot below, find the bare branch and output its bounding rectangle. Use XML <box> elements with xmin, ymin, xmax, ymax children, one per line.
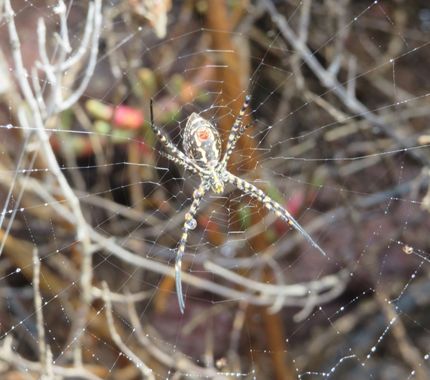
<box><xmin>102</xmin><ymin>283</ymin><xmax>154</xmax><ymax>379</ymax></box>
<box><xmin>58</xmin><ymin>0</ymin><xmax>102</xmax><ymax>111</ymax></box>
<box><xmin>32</xmin><ymin>248</ymin><xmax>47</xmax><ymax>374</ymax></box>
<box><xmin>127</xmin><ymin>298</ymin><xmax>220</xmax><ymax>378</ymax></box>
<box><xmin>261</xmin><ymin>0</ymin><xmax>430</xmax><ymax>166</ymax></box>
<box><xmin>53</xmin><ymin>0</ymin><xmax>72</xmax><ymax>53</ymax></box>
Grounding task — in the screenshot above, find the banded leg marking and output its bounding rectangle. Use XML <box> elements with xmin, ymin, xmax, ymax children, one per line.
<box><xmin>150</xmin><ymin>99</ymin><xmax>200</xmax><ymax>172</ymax></box>
<box><xmin>226</xmin><ymin>172</ymin><xmax>326</xmax><ymax>257</ymax></box>
<box><xmin>175</xmin><ymin>183</ymin><xmax>208</xmax><ymax>313</ymax></box>
<box><xmin>221</xmin><ymin>95</ymin><xmax>251</xmax><ymax>166</ymax></box>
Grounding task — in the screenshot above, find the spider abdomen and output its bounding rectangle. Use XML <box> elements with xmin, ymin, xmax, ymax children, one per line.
<box><xmin>183</xmin><ymin>113</ymin><xmax>222</xmax><ymax>168</ymax></box>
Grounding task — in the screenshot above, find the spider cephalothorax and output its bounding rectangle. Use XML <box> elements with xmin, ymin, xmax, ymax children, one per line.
<box><xmin>150</xmin><ymin>96</ymin><xmax>327</xmax><ymax>313</ymax></box>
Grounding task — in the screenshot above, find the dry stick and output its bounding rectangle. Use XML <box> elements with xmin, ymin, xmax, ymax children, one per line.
<box><xmin>206</xmin><ymin>0</ymin><xmax>254</xmax><ymax>172</ymax></box>
<box><xmin>90</xmin><ymin>229</ymin><xmax>261</xmax><ymax>304</ymax></box>
<box><xmin>262</xmin><ymin>303</ymin><xmax>296</xmax><ymax>380</ymax></box>
<box><xmin>205</xmin><ymin>261</ymin><xmax>347</xmax><ymax>298</ymax></box>
<box><xmin>206</xmin><ymin>4</ymin><xmax>291</xmax><ymax>377</ymax></box>
<box><xmin>54</xmin><ymin>0</ymin><xmax>72</xmax><ymax>53</ymax></box>
<box><xmin>265</xmin><ymin>257</ymin><xmax>287</xmax><ymax>314</ymax></box>
<box><xmin>326</xmin><ymin>0</ymin><xmax>349</xmax><ymax>78</ymax></box>
<box><xmin>0</xmin><ymin>166</ymin><xmax>267</xmax><ymax>308</ymax></box>
<box><xmin>4</xmin><ymin>0</ymin><xmax>94</xmax><ymax>298</ymax></box>
<box><xmin>4</xmin><ymin>0</ymin><xmax>101</xmax><ymax>364</ymax></box>
<box><xmin>37</xmin><ymin>18</ymin><xmax>56</xmax><ymax>85</ymax></box>
<box><xmin>90</xmin><ymin>176</ymin><xmax>426</xmax><ymax>308</ymax></box>
<box><xmin>92</xmin><ymin>287</ymin><xmax>151</xmax><ymax>303</ymax></box>
<box><xmin>290</xmin><ymin>0</ymin><xmax>311</xmax><ymax>90</ymax></box>
<box><xmin>0</xmin><ymin>168</ymin><xmax>73</xmax><ymax>224</ymax></box>
<box><xmin>0</xmin><ymin>228</ymin><xmax>163</xmax><ymax>375</ymax></box>
<box><xmin>127</xmin><ymin>299</ymin><xmax>220</xmax><ymax>378</ymax></box>
<box><xmin>58</xmin><ymin>0</ymin><xmax>102</xmax><ymax>112</ymax></box>
<box><xmin>0</xmin><ymin>337</ymin><xmax>104</xmax><ymax>380</ymax></box>
<box><xmin>262</xmin><ymin>0</ymin><xmax>429</xmax><ymax>166</ymax></box>
<box><xmin>182</xmin><ymin>304</ymin><xmax>228</xmax><ymax>336</ymax></box>
<box><xmin>76</xmin><ymin>188</ymin><xmax>163</xmax><ymax>226</ymax></box>
<box><xmin>102</xmin><ymin>283</ymin><xmax>154</xmax><ymax>380</ymax></box>
<box><xmin>31</xmin><ymin>65</ymin><xmax>48</xmax><ymax>118</ymax></box>
<box><xmin>33</xmin><ymin>248</ymin><xmax>48</xmax><ymax>375</ymax></box>
<box><xmin>228</xmin><ymin>301</ymin><xmax>248</xmax><ymax>371</ymax></box>
<box><xmin>59</xmin><ymin>6</ymin><xmax>95</xmax><ymax>72</ymax></box>
<box><xmin>0</xmin><ymin>129</ymin><xmax>33</xmax><ymax>255</ymax></box>
<box><xmin>7</xmin><ymin>161</ymin><xmax>425</xmax><ymax>315</ymax></box>
<box><xmin>43</xmin><ymin>347</ymin><xmax>54</xmax><ymax>380</ymax></box>
<box><xmin>375</xmin><ymin>289</ymin><xmax>429</xmax><ymax>380</ymax></box>
<box><xmin>91</xmin><ymin>227</ymin><xmax>342</xmax><ymax>309</ymax></box>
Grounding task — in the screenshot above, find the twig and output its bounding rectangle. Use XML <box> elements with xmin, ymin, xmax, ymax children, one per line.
<box><xmin>92</xmin><ymin>287</ymin><xmax>152</xmax><ymax>303</ymax></box>
<box><xmin>4</xmin><ymin>0</ymin><xmax>102</xmax><ymax>363</ymax></box>
<box><xmin>205</xmin><ymin>260</ymin><xmax>347</xmax><ymax>299</ymax></box>
<box><xmin>261</xmin><ymin>0</ymin><xmax>430</xmax><ymax>166</ymax></box>
<box><xmin>102</xmin><ymin>283</ymin><xmax>154</xmax><ymax>379</ymax></box>
<box><xmin>228</xmin><ymin>301</ymin><xmax>247</xmax><ymax>371</ymax></box>
<box><xmin>58</xmin><ymin>0</ymin><xmax>102</xmax><ymax>111</ymax></box>
<box><xmin>127</xmin><ymin>298</ymin><xmax>220</xmax><ymax>378</ymax></box>
<box><xmin>262</xmin><ymin>303</ymin><xmax>295</xmax><ymax>380</ymax></box>
<box><xmin>53</xmin><ymin>0</ymin><xmax>72</xmax><ymax>53</ymax></box>
<box><xmin>37</xmin><ymin>18</ymin><xmax>56</xmax><ymax>85</ymax></box>
<box><xmin>375</xmin><ymin>289</ymin><xmax>428</xmax><ymax>380</ymax></box>
<box><xmin>0</xmin><ymin>336</ymin><xmax>104</xmax><ymax>380</ymax></box>
<box><xmin>32</xmin><ymin>248</ymin><xmax>48</xmax><ymax>376</ymax></box>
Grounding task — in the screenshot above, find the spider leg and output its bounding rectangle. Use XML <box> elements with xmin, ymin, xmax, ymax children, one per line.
<box><xmin>226</xmin><ymin>172</ymin><xmax>327</xmax><ymax>257</ymax></box>
<box><xmin>159</xmin><ymin>151</ymin><xmax>199</xmax><ymax>175</ymax></box>
<box><xmin>150</xmin><ymin>99</ymin><xmax>201</xmax><ymax>172</ymax></box>
<box><xmin>220</xmin><ymin>95</ymin><xmax>251</xmax><ymax>167</ymax></box>
<box><xmin>175</xmin><ymin>183</ymin><xmax>208</xmax><ymax>313</ymax></box>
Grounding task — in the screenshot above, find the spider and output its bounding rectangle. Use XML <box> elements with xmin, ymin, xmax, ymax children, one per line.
<box><xmin>150</xmin><ymin>96</ymin><xmax>326</xmax><ymax>313</ymax></box>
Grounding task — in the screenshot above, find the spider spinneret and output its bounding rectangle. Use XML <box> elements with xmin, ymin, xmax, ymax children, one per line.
<box><xmin>149</xmin><ymin>96</ymin><xmax>327</xmax><ymax>313</ymax></box>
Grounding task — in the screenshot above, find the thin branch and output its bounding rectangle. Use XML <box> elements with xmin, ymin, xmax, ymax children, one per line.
<box><xmin>57</xmin><ymin>0</ymin><xmax>102</xmax><ymax>111</ymax></box>
<box><xmin>127</xmin><ymin>298</ymin><xmax>219</xmax><ymax>378</ymax></box>
<box><xmin>0</xmin><ymin>336</ymin><xmax>103</xmax><ymax>380</ymax></box>
<box><xmin>58</xmin><ymin>2</ymin><xmax>95</xmax><ymax>71</ymax></box>
<box><xmin>31</xmin><ymin>66</ymin><xmax>47</xmax><ymax>118</ymax></box>
<box><xmin>37</xmin><ymin>18</ymin><xmax>56</xmax><ymax>85</ymax></box>
<box><xmin>32</xmin><ymin>248</ymin><xmax>47</xmax><ymax>374</ymax></box>
<box><xmin>261</xmin><ymin>0</ymin><xmax>430</xmax><ymax>166</ymax></box>
<box><xmin>102</xmin><ymin>283</ymin><xmax>154</xmax><ymax>379</ymax></box>
<box><xmin>53</xmin><ymin>0</ymin><xmax>72</xmax><ymax>53</ymax></box>
<box><xmin>4</xmin><ymin>0</ymin><xmax>101</xmax><ymax>363</ymax></box>
<box><xmin>205</xmin><ymin>261</ymin><xmax>347</xmax><ymax>299</ymax></box>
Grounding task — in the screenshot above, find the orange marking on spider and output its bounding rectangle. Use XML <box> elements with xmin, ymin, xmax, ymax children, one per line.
<box><xmin>197</xmin><ymin>128</ymin><xmax>210</xmax><ymax>141</ymax></box>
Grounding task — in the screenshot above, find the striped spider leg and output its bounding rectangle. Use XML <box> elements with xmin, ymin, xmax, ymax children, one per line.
<box><xmin>225</xmin><ymin>172</ymin><xmax>327</xmax><ymax>257</ymax></box>
<box><xmin>158</xmin><ymin>151</ymin><xmax>199</xmax><ymax>175</ymax></box>
<box><xmin>150</xmin><ymin>99</ymin><xmax>201</xmax><ymax>174</ymax></box>
<box><xmin>219</xmin><ymin>95</ymin><xmax>251</xmax><ymax>168</ymax></box>
<box><xmin>175</xmin><ymin>182</ymin><xmax>209</xmax><ymax>313</ymax></box>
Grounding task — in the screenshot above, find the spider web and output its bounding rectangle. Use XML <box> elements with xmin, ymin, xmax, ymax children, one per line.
<box><xmin>0</xmin><ymin>0</ymin><xmax>429</xmax><ymax>379</ymax></box>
